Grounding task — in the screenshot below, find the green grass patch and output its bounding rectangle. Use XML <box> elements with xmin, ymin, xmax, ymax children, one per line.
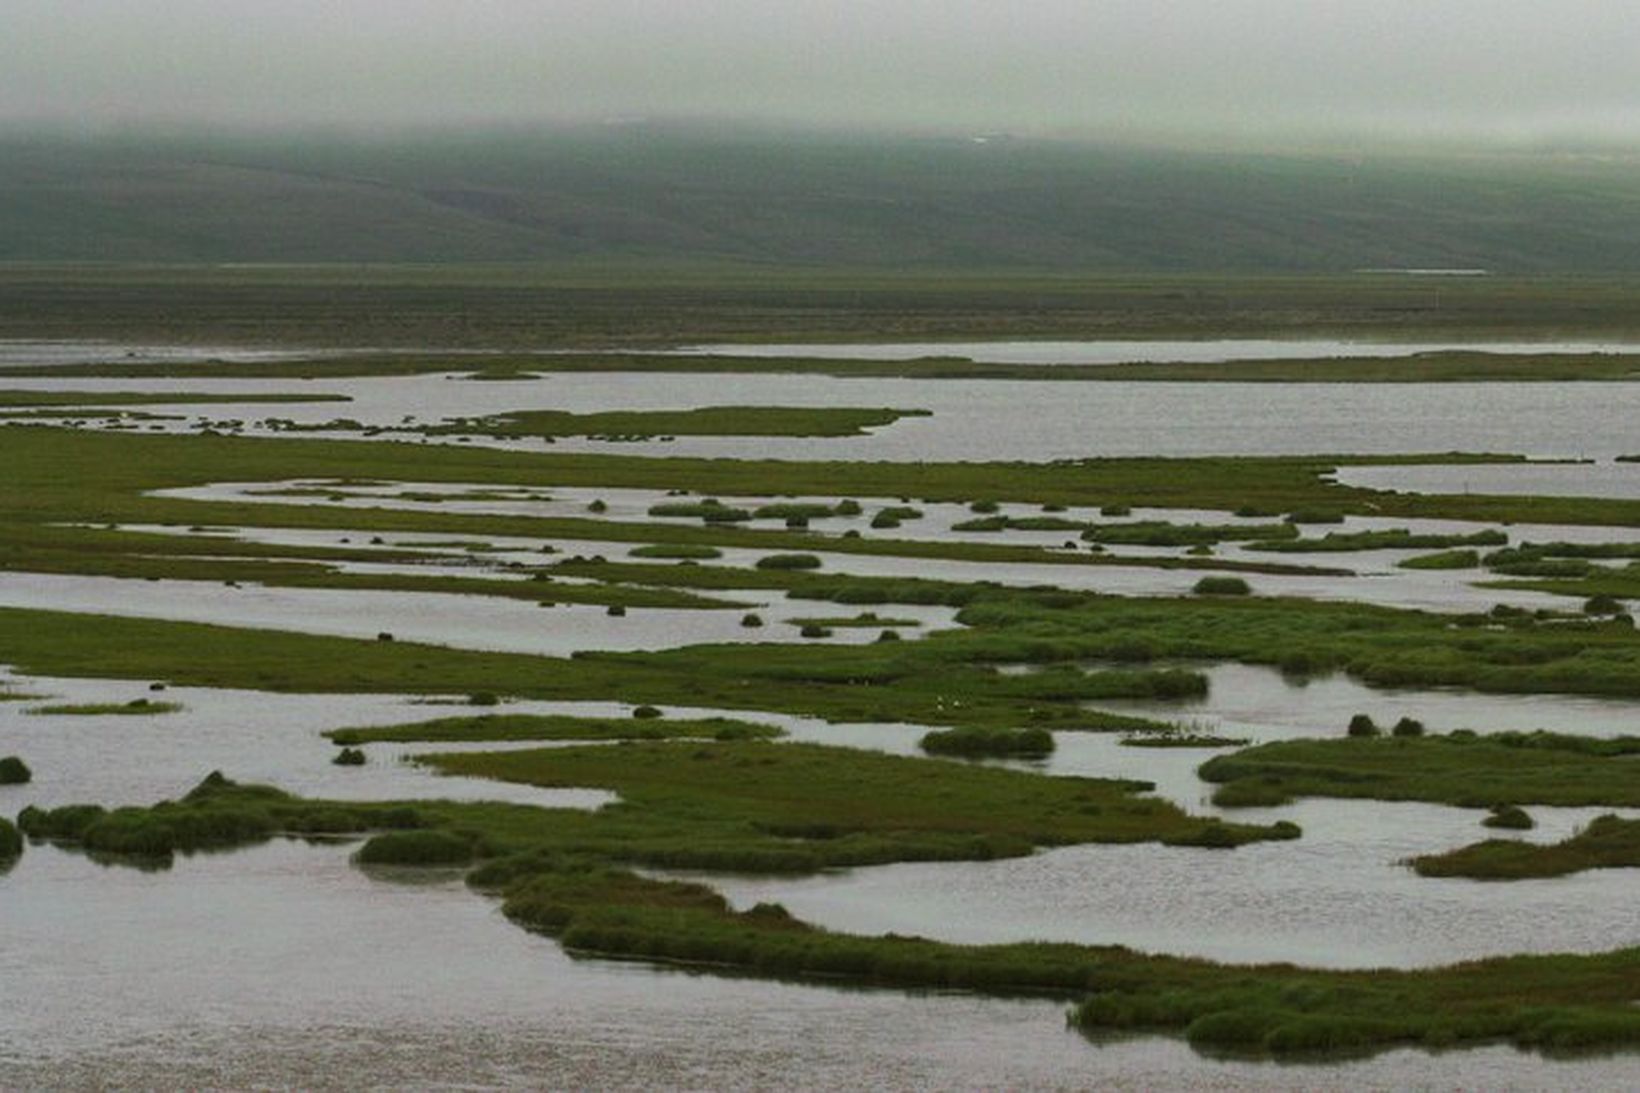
<box><xmin>1412</xmin><ymin>815</ymin><xmax>1640</xmax><ymax>879</ymax></box>
<box><xmin>329</xmin><ymin>713</ymin><xmax>782</xmax><ymax>746</ymax></box>
<box><xmin>28</xmin><ymin>699</ymin><xmax>182</xmax><ymax>716</ymax></box>
<box><xmin>422</xmin><ymin>739</ymin><xmax>1292</xmax><ymax>870</ymax></box>
<box><xmin>1252</xmin><ymin>528</ymin><xmax>1507</xmax><ymax>553</ymax></box>
<box><xmin>17</xmin><ymin>771</ymin><xmax>425</xmax><ymax>864</ymax></box>
<box><xmin>629</xmin><ymin>543</ymin><xmax>724</xmax><ymax>560</ymax></box>
<box><xmin>419</xmin><ymin>406</ymin><xmax>929</xmax><ymax>440</ymax></box>
<box><xmin>1192</xmin><ymin>576</ymin><xmax>1251</xmax><ymax>596</ymax></box>
<box><xmin>756</xmin><ymin>553</ymin><xmax>822</xmax><ymax>571</ymax></box>
<box><xmin>0</xmin><ymin>756</ymin><xmax>32</xmax><ymax>784</ymax></box>
<box><xmin>356</xmin><ymin>829</ymin><xmax>479</xmax><ymax>866</ymax></box>
<box><xmin>1398</xmin><ymin>549</ymin><xmax>1481</xmax><ymax>570</ymax></box>
<box><xmin>1200</xmin><ymin>732</ymin><xmax>1640</xmax><ymax>809</ymax></box>
<box><xmin>919</xmin><ymin>726</ymin><xmax>1055</xmax><ymax>759</ymax></box>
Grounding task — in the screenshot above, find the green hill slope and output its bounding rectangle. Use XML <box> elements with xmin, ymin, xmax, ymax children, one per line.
<box><xmin>5</xmin><ymin>127</ymin><xmax>1640</xmax><ymax>271</ymax></box>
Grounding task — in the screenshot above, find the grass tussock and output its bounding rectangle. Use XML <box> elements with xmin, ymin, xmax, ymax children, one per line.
<box><xmin>919</xmin><ymin>726</ymin><xmax>1055</xmax><ymax>759</ymax></box>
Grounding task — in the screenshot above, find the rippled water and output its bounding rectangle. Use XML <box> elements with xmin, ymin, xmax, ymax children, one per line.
<box><xmin>10</xmin><ymin>842</ymin><xmax>1629</xmax><ymax>1092</ymax></box>
<box><xmin>13</xmin><ymin>370</ymin><xmax>1640</xmax><ymax>461</ymax></box>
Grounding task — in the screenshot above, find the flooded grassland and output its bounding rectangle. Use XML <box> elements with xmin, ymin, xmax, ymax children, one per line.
<box><xmin>2</xmin><ymin>339</ymin><xmax>1640</xmax><ymax>1088</ymax></box>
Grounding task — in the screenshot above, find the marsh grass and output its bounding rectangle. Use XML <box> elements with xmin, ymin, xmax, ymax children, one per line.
<box><xmin>1192</xmin><ymin>576</ymin><xmax>1251</xmax><ymax>596</ymax></box>
<box><xmin>1413</xmin><ymin>815</ymin><xmax>1640</xmax><ymax>879</ymax></box>
<box><xmin>1398</xmin><ymin>549</ymin><xmax>1481</xmax><ymax>570</ymax></box>
<box><xmin>356</xmin><ymin>828</ymin><xmax>479</xmax><ymax>866</ymax></box>
<box><xmin>756</xmin><ymin>553</ymin><xmax>822</xmax><ymax>570</ymax></box>
<box><xmin>1483</xmin><ymin>804</ymin><xmax>1535</xmax><ymax>830</ymax></box>
<box><xmin>919</xmin><ymin>726</ymin><xmax>1055</xmax><ymax>759</ymax></box>
<box><xmin>1201</xmin><ymin>732</ymin><xmax>1640</xmax><ymax>809</ymax></box>
<box><xmin>28</xmin><ymin>698</ymin><xmax>182</xmax><ymax>716</ymax></box>
<box><xmin>630</xmin><ymin>543</ymin><xmax>723</xmax><ymax>560</ymax></box>
<box><xmin>0</xmin><ymin>756</ymin><xmax>31</xmax><ymax>784</ymax></box>
<box><xmin>328</xmin><ymin>713</ymin><xmax>782</xmax><ymax>745</ymax></box>
<box><xmin>17</xmin><ymin>771</ymin><xmax>425</xmax><ymax>864</ymax></box>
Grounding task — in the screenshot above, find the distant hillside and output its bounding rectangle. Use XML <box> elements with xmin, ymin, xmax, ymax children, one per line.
<box><xmin>5</xmin><ymin>127</ymin><xmax>1640</xmax><ymax>271</ymax></box>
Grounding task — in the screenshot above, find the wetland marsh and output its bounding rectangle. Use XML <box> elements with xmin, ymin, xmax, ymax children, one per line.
<box><xmin>4</xmin><ymin>283</ymin><xmax>1640</xmax><ymax>1088</ymax></box>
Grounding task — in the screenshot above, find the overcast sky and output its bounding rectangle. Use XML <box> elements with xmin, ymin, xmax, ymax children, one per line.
<box><xmin>5</xmin><ymin>1</ymin><xmax>1638</xmax><ymax>145</ymax></box>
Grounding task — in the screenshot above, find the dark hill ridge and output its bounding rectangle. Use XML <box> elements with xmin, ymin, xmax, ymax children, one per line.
<box><xmin>5</xmin><ymin>128</ymin><xmax>1640</xmax><ymax>271</ymax></box>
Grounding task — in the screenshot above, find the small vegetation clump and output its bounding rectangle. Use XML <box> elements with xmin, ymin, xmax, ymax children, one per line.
<box><xmin>740</xmin><ymin>612</ymin><xmax>764</xmax><ymax>628</ymax></box>
<box><xmin>1398</xmin><ymin>549</ymin><xmax>1481</xmax><ymax>570</ymax></box>
<box><xmin>0</xmin><ymin>755</ymin><xmax>31</xmax><ymax>784</ymax></box>
<box><xmin>799</xmin><ymin>624</ymin><xmax>832</xmax><ymax>639</ymax></box>
<box><xmin>1192</xmin><ymin>576</ymin><xmax>1251</xmax><ymax>596</ymax></box>
<box><xmin>919</xmin><ymin>727</ymin><xmax>1054</xmax><ymax>759</ymax></box>
<box><xmin>468</xmin><ymin>691</ymin><xmax>500</xmax><ymax>707</ymax></box>
<box><xmin>333</xmin><ymin>747</ymin><xmax>367</xmax><ymax>766</ymax></box>
<box><xmin>0</xmin><ymin>816</ymin><xmax>21</xmax><ymax>862</ymax></box>
<box><xmin>753</xmin><ymin>503</ymin><xmax>839</xmax><ymax>522</ymax></box>
<box><xmin>28</xmin><ymin>698</ymin><xmax>182</xmax><ymax>716</ymax></box>
<box><xmin>1347</xmin><ymin>713</ymin><xmax>1379</xmax><ymax>737</ymax></box>
<box><xmin>756</xmin><ymin>553</ymin><xmax>822</xmax><ymax>571</ymax></box>
<box><xmin>869</xmin><ymin>506</ymin><xmax>923</xmax><ymax>528</ymax></box>
<box><xmin>1391</xmin><ymin>716</ymin><xmax>1425</xmax><ymax>737</ymax></box>
<box><xmin>630</xmin><ymin>543</ymin><xmax>723</xmax><ymax>560</ymax></box>
<box><xmin>356</xmin><ymin>829</ymin><xmax>479</xmax><ymax>866</ymax></box>
<box><xmin>1483</xmin><ymin>805</ymin><xmax>1535</xmax><ymax>830</ymax></box>
<box><xmin>1283</xmin><ymin>507</ymin><xmax>1346</xmax><ymax>525</ymax></box>
<box><xmin>631</xmin><ymin>705</ymin><xmax>663</xmax><ymax>720</ymax></box>
<box><xmin>648</xmin><ymin>499</ymin><xmax>753</xmax><ymax>523</ymax></box>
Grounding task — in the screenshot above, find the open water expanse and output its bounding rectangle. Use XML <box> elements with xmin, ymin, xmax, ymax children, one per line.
<box><xmin>4</xmin><ymin>341</ymin><xmax>1640</xmax><ymax>1088</ymax></box>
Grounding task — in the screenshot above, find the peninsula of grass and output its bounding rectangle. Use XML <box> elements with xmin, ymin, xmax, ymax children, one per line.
<box><xmin>17</xmin><ymin>771</ymin><xmax>426</xmax><ymax>864</ymax></box>
<box><xmin>27</xmin><ymin>699</ymin><xmax>182</xmax><ymax>716</ymax></box>
<box><xmin>1250</xmin><ymin>528</ymin><xmax>1507</xmax><ymax>553</ymax></box>
<box><xmin>419</xmin><ymin>739</ymin><xmax>1291</xmax><ymax>867</ymax></box>
<box><xmin>329</xmin><ymin>713</ymin><xmax>783</xmax><ymax>746</ymax></box>
<box><xmin>1398</xmin><ymin>549</ymin><xmax>1481</xmax><ymax>570</ymax></box>
<box><xmin>919</xmin><ymin>726</ymin><xmax>1054</xmax><ymax>759</ymax></box>
<box><xmin>1200</xmin><ymin>732</ymin><xmax>1640</xmax><ymax>809</ymax></box>
<box><xmin>1411</xmin><ymin>815</ymin><xmax>1640</xmax><ymax>879</ymax></box>
<box><xmin>418</xmin><ymin>406</ymin><xmax>929</xmax><ymax>440</ymax></box>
